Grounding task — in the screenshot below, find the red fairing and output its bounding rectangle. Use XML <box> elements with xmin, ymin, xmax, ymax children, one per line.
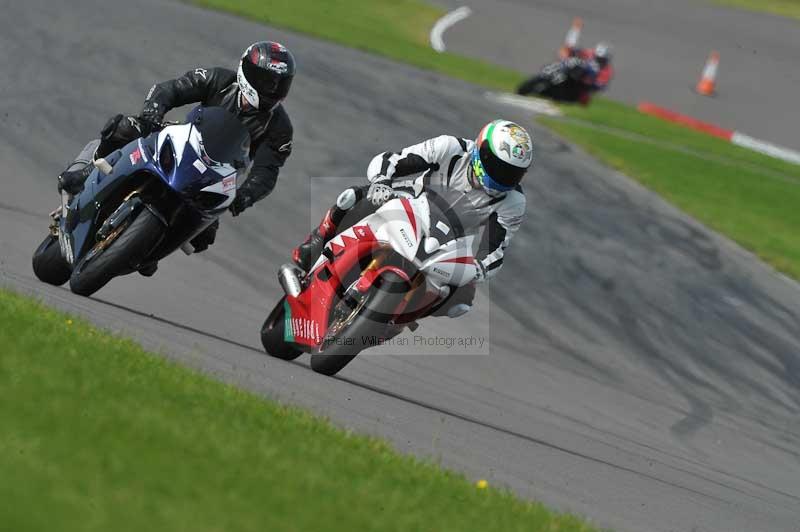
<box><xmin>440</xmin><ymin>256</ymin><xmax>475</xmax><ymax>265</ymax></box>
<box><xmin>286</xmin><ymin>225</ymin><xmax>379</xmax><ymax>347</ymax></box>
<box><xmin>400</xmin><ymin>197</ymin><xmax>418</xmax><ymax>237</ymax></box>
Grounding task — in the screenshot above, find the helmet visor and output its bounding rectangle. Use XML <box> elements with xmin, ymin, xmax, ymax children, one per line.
<box><xmin>241</xmin><ymin>59</ymin><xmax>293</xmax><ymax>110</ymax></box>
<box><xmin>471</xmin><ymin>147</ymin><xmax>514</xmax><ymax>192</ymax></box>
<box><xmin>475</xmin><ymin>142</ymin><xmax>526</xmax><ymax>191</ymax></box>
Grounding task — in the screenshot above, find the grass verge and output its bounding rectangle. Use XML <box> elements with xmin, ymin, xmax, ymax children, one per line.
<box><xmin>190</xmin><ymin>0</ymin><xmax>525</xmax><ymax>91</ymax></box>
<box><xmin>541</xmin><ymin>100</ymin><xmax>800</xmax><ymax>278</ymax></box>
<box><xmin>0</xmin><ymin>288</ymin><xmax>598</xmax><ymax>532</ymax></box>
<box><xmin>712</xmin><ymin>0</ymin><xmax>800</xmax><ymax>20</ymax></box>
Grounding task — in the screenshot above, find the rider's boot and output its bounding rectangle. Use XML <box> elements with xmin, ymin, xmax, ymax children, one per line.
<box><xmin>292</xmin><ymin>188</ymin><xmax>359</xmax><ymax>272</ymax></box>
<box><xmin>292</xmin><ymin>208</ymin><xmax>339</xmax><ymax>272</ymax></box>
<box><xmin>58</xmin><ymin>139</ymin><xmax>102</xmax><ymax>196</ymax></box>
<box><xmin>57</xmin><ymin>163</ymin><xmax>92</xmax><ymax>196</ymax></box>
<box><xmin>138</xmin><ymin>261</ymin><xmax>158</xmax><ymax>277</ymax></box>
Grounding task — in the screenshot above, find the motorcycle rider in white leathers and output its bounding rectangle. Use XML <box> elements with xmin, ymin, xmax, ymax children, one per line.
<box><xmin>292</xmin><ymin>119</ymin><xmax>533</xmax><ymax>317</ymax></box>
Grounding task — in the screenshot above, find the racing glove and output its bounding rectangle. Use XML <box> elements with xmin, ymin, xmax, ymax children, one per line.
<box><xmin>229</xmin><ymin>192</ymin><xmax>253</xmax><ymax>217</ymax></box>
<box><xmin>139</xmin><ymin>101</ymin><xmax>165</xmax><ymax>130</ymax></box>
<box><xmin>366</xmin><ymin>177</ymin><xmax>394</xmax><ymax>207</ymax></box>
<box><xmin>473</xmin><ymin>261</ymin><xmax>488</xmax><ymax>283</ymax></box>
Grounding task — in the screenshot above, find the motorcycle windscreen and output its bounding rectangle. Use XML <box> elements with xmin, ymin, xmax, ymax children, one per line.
<box><xmin>159</xmin><ymin>107</ymin><xmax>250</xmax><ymax>199</ymax></box>
<box><xmin>187</xmin><ymin>106</ymin><xmax>251</xmax><ymax>166</ymax></box>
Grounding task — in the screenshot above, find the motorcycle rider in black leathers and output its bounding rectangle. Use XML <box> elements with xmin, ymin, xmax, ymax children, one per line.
<box><xmin>57</xmin><ymin>41</ymin><xmax>295</xmax><ymax>273</ymax></box>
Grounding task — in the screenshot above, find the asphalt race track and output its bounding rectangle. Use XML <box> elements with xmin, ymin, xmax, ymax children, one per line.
<box><xmin>437</xmin><ymin>0</ymin><xmax>800</xmax><ymax>150</ymax></box>
<box><xmin>2</xmin><ymin>1</ymin><xmax>800</xmax><ymax>531</ymax></box>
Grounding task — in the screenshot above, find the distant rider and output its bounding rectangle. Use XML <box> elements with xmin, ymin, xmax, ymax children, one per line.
<box><xmin>57</xmin><ymin>41</ymin><xmax>296</xmax><ymax>270</ymax></box>
<box><xmin>291</xmin><ymin>119</ymin><xmax>533</xmax><ymax>318</ymax></box>
<box><xmin>562</xmin><ymin>42</ymin><xmax>614</xmax><ymax>104</ymax></box>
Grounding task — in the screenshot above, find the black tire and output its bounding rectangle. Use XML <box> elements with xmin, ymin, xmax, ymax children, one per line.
<box><xmin>310</xmin><ymin>271</ymin><xmax>408</xmax><ymax>376</ymax></box>
<box><xmin>261</xmin><ymin>297</ymin><xmax>302</xmax><ymax>360</ymax></box>
<box><xmin>69</xmin><ymin>208</ymin><xmax>163</xmax><ymax>297</ymax></box>
<box><xmin>517</xmin><ymin>75</ymin><xmax>547</xmax><ymax>96</ymax></box>
<box><xmin>32</xmin><ymin>234</ymin><xmax>71</xmax><ymax>286</ymax></box>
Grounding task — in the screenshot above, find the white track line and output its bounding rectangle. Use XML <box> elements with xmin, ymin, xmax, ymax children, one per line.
<box><xmin>485</xmin><ymin>92</ymin><xmax>563</xmax><ymax>117</ymax></box>
<box><xmin>430</xmin><ymin>6</ymin><xmax>472</xmax><ymax>53</ymax></box>
<box><xmin>731</xmin><ymin>132</ymin><xmax>800</xmax><ymax>166</ymax></box>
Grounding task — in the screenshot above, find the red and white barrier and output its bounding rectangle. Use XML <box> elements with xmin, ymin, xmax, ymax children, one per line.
<box><xmin>637</xmin><ymin>102</ymin><xmax>800</xmax><ymax>166</ymax></box>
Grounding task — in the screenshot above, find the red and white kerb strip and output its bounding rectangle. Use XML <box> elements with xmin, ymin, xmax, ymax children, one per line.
<box><xmin>638</xmin><ymin>102</ymin><xmax>800</xmax><ymax>166</ymax></box>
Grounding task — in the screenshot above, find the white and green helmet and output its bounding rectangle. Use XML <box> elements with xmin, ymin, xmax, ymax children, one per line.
<box><xmin>470</xmin><ymin>119</ymin><xmax>533</xmax><ymax>192</ymax></box>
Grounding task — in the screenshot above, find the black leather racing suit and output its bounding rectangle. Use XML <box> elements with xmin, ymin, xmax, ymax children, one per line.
<box><xmin>142</xmin><ymin>66</ymin><xmax>293</xmax><ymax>206</ymax></box>
<box><xmin>70</xmin><ymin>66</ymin><xmax>295</xmax><ymax>255</ymax></box>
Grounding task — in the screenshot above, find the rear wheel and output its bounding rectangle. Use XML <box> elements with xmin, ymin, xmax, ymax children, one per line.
<box><xmin>32</xmin><ymin>234</ymin><xmax>71</xmax><ymax>286</ymax></box>
<box><xmin>517</xmin><ymin>75</ymin><xmax>548</xmax><ymax>96</ymax></box>
<box><xmin>310</xmin><ymin>271</ymin><xmax>408</xmax><ymax>376</ymax></box>
<box><xmin>69</xmin><ymin>209</ymin><xmax>163</xmax><ymax>297</ymax></box>
<box><xmin>261</xmin><ymin>297</ymin><xmax>302</xmax><ymax>360</ymax></box>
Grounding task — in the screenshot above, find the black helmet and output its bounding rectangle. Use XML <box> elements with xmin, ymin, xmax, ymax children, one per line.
<box><xmin>237</xmin><ymin>41</ymin><xmax>296</xmax><ymax>111</ymax></box>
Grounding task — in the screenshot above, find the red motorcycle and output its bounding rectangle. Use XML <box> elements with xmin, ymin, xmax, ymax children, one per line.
<box><xmin>261</xmin><ymin>188</ymin><xmax>479</xmax><ymax>375</ymax></box>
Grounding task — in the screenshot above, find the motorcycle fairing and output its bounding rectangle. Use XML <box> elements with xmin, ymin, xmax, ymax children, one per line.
<box><xmin>284</xmin><ymin>224</ymin><xmax>381</xmax><ymax>347</ymax></box>
<box><xmin>62</xmin><ymin>108</ymin><xmax>244</xmax><ymax>266</ymax></box>
<box><xmin>284</xmin><ymin>192</ymin><xmax>483</xmax><ymax>348</ymax></box>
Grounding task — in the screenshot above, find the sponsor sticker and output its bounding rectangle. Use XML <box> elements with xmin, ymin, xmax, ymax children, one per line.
<box><xmin>129</xmin><ymin>148</ymin><xmax>142</xmax><ymax>165</ymax></box>
<box><xmin>193</xmin><ymin>159</ymin><xmax>207</xmax><ymax>174</ymax></box>
<box><xmin>291</xmin><ymin>317</ymin><xmax>320</xmax><ymax>343</ymax></box>
<box><xmin>222</xmin><ymin>175</ymin><xmax>236</xmax><ymax>192</ymax></box>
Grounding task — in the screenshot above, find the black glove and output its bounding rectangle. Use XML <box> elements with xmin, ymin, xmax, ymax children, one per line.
<box><xmin>97</xmin><ymin>114</ymin><xmax>144</xmax><ymax>158</ymax></box>
<box><xmin>229</xmin><ymin>193</ymin><xmax>253</xmax><ymax>217</ymax></box>
<box><xmin>139</xmin><ymin>101</ymin><xmax>165</xmax><ymax>129</ymax></box>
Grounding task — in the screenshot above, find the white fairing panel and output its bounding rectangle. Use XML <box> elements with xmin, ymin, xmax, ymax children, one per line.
<box><xmin>157</xmin><ymin>124</ymin><xmax>191</xmax><ymax>167</ymax></box>
<box><xmin>308</xmin><ymin>192</ymin><xmax>477</xmax><ymax>289</ymax></box>
<box><xmin>370</xmin><ymin>197</ymin><xmax>430</xmax><ymax>261</ymax></box>
<box><xmin>419</xmin><ymin>235</ymin><xmax>478</xmax><ymax>288</ymax></box>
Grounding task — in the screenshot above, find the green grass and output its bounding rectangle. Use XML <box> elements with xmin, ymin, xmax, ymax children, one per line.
<box><xmin>541</xmin><ymin>105</ymin><xmax>800</xmax><ymax>278</ymax></box>
<box><xmin>191</xmin><ymin>0</ymin><xmax>525</xmax><ymax>91</ymax></box>
<box><xmin>712</xmin><ymin>0</ymin><xmax>800</xmax><ymax>20</ymax></box>
<box><xmin>556</xmin><ymin>99</ymin><xmax>800</xmax><ymax>178</ymax></box>
<box><xmin>0</xmin><ymin>288</ymin><xmax>598</xmax><ymax>532</ymax></box>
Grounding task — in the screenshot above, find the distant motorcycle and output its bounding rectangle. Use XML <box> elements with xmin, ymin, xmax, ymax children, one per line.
<box><xmin>32</xmin><ymin>106</ymin><xmax>250</xmax><ymax>296</ymax></box>
<box><xmin>261</xmin><ymin>186</ymin><xmax>480</xmax><ymax>376</ymax></box>
<box><xmin>517</xmin><ymin>57</ymin><xmax>593</xmax><ymax>102</ymax></box>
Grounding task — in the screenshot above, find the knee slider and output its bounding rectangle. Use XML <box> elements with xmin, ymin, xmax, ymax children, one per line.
<box><xmin>446</xmin><ymin>303</ymin><xmax>472</xmax><ymax>319</ymax></box>
<box><xmin>336</xmin><ymin>188</ymin><xmax>358</xmax><ymax>210</ymax></box>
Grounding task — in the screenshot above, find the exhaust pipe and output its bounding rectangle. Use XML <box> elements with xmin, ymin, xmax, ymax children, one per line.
<box><xmin>278</xmin><ymin>263</ymin><xmax>303</xmax><ymax>298</ymax></box>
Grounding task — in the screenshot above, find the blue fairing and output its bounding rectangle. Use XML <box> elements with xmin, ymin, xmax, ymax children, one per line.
<box><xmin>62</xmin><ymin>105</ymin><xmax>250</xmax><ymax>266</ymax></box>
<box><xmin>162</xmin><ymin>136</ymin><xmax>225</xmax><ymax>197</ymax></box>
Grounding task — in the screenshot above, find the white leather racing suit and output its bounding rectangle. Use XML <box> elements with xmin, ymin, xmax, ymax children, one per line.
<box><xmin>366</xmin><ymin>135</ymin><xmax>526</xmax><ymax>280</ymax></box>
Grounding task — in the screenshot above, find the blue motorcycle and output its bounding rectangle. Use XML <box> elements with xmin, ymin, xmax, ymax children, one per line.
<box><xmin>32</xmin><ymin>106</ymin><xmax>250</xmax><ymax>297</ymax></box>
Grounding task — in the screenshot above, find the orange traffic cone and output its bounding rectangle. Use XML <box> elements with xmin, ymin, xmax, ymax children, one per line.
<box><xmin>559</xmin><ymin>17</ymin><xmax>583</xmax><ymax>58</ymax></box>
<box><xmin>696</xmin><ymin>51</ymin><xmax>719</xmax><ymax>96</ymax></box>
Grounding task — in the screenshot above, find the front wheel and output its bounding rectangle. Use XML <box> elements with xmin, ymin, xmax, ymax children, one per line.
<box><xmin>310</xmin><ymin>271</ymin><xmax>408</xmax><ymax>376</ymax></box>
<box><xmin>32</xmin><ymin>234</ymin><xmax>72</xmax><ymax>286</ymax></box>
<box><xmin>69</xmin><ymin>208</ymin><xmax>164</xmax><ymax>297</ymax></box>
<box><xmin>261</xmin><ymin>297</ymin><xmax>302</xmax><ymax>360</ymax></box>
<box><xmin>517</xmin><ymin>75</ymin><xmax>549</xmax><ymax>96</ymax></box>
